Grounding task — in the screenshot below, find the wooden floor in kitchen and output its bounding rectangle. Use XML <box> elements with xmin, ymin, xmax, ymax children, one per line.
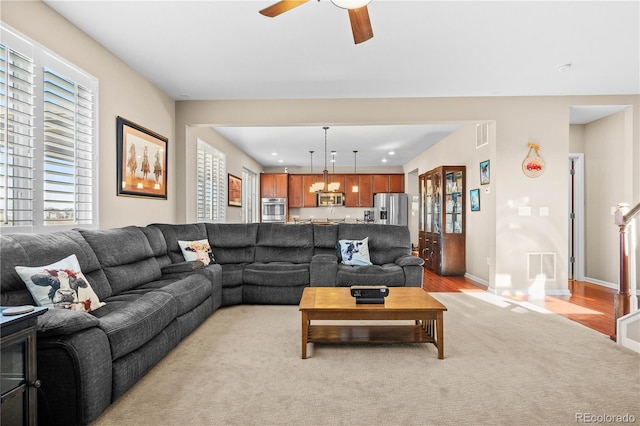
<box><xmin>422</xmin><ymin>269</ymin><xmax>618</xmax><ymax>336</ymax></box>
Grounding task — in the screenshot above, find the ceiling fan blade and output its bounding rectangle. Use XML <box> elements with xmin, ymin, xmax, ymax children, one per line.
<box><xmin>259</xmin><ymin>1</ymin><xmax>310</xmax><ymax>18</ymax></box>
<box><xmin>348</xmin><ymin>6</ymin><xmax>373</xmax><ymax>44</ymax></box>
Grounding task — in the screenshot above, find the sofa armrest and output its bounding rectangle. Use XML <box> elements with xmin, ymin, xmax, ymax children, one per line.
<box><xmin>395</xmin><ymin>255</ymin><xmax>425</xmax><ymax>267</ymax></box>
<box><xmin>36</xmin><ymin>308</ymin><xmax>100</xmax><ymax>337</ymax></box>
<box><xmin>161</xmin><ymin>260</ymin><xmax>204</xmax><ymax>274</ymax></box>
<box><xmin>310</xmin><ymin>254</ymin><xmax>339</xmax><ymax>287</ymax></box>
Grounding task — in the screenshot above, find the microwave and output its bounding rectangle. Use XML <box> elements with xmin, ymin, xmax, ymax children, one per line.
<box><xmin>317</xmin><ymin>192</ymin><xmax>344</xmax><ymax>207</ymax></box>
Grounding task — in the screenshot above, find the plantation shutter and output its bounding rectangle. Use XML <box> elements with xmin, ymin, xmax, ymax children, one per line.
<box><xmin>0</xmin><ymin>44</ymin><xmax>35</xmax><ymax>227</ymax></box>
<box><xmin>43</xmin><ymin>68</ymin><xmax>94</xmax><ymax>225</ymax></box>
<box><xmin>197</xmin><ymin>140</ymin><xmax>226</xmax><ymax>222</ymax></box>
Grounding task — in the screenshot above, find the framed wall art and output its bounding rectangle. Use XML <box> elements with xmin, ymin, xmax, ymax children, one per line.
<box><xmin>480</xmin><ymin>160</ymin><xmax>490</xmax><ymax>185</ymax></box>
<box><xmin>228</xmin><ymin>173</ymin><xmax>242</xmax><ymax>207</ymax></box>
<box><xmin>470</xmin><ymin>188</ymin><xmax>480</xmax><ymax>211</ymax></box>
<box><xmin>116</xmin><ymin>116</ymin><xmax>168</xmax><ymax>199</ymax></box>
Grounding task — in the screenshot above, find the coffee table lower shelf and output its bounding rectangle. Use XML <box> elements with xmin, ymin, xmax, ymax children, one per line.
<box><xmin>308</xmin><ymin>323</ymin><xmax>436</xmax><ymax>345</ymax></box>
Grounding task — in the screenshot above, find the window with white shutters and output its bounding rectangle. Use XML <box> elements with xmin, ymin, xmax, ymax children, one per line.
<box><xmin>197</xmin><ymin>139</ymin><xmax>226</xmax><ymax>222</ymax></box>
<box><xmin>1</xmin><ymin>24</ymin><xmax>97</xmax><ymax>232</ymax></box>
<box><xmin>0</xmin><ymin>44</ymin><xmax>35</xmax><ymax>227</ymax></box>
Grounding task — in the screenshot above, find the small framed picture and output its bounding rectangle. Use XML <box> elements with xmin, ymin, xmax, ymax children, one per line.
<box><xmin>228</xmin><ymin>173</ymin><xmax>242</xmax><ymax>207</ymax></box>
<box><xmin>470</xmin><ymin>189</ymin><xmax>480</xmax><ymax>211</ymax></box>
<box><xmin>480</xmin><ymin>160</ymin><xmax>490</xmax><ymax>185</ymax></box>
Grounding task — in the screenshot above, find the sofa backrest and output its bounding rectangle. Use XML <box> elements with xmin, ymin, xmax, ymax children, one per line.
<box><xmin>337</xmin><ymin>224</ymin><xmax>411</xmax><ymax>265</ymax></box>
<box><xmin>0</xmin><ymin>230</ymin><xmax>112</xmax><ymax>305</ymax></box>
<box><xmin>139</xmin><ymin>225</ymin><xmax>172</xmax><ymax>269</ymax></box>
<box><xmin>312</xmin><ymin>224</ymin><xmax>339</xmax><ymax>256</ymax></box>
<box><xmin>255</xmin><ymin>223</ymin><xmax>314</xmax><ymax>263</ymax></box>
<box><xmin>148</xmin><ymin>223</ymin><xmax>207</xmax><ymax>264</ymax></box>
<box><xmin>205</xmin><ymin>223</ymin><xmax>258</xmax><ymax>264</ymax></box>
<box><xmin>79</xmin><ymin>227</ymin><xmax>161</xmax><ymax>295</ymax></box>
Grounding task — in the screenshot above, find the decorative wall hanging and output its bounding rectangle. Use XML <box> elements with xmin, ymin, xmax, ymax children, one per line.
<box><xmin>228</xmin><ymin>174</ymin><xmax>242</xmax><ymax>207</ymax></box>
<box><xmin>522</xmin><ymin>142</ymin><xmax>545</xmax><ymax>178</ymax></box>
<box><xmin>470</xmin><ymin>189</ymin><xmax>480</xmax><ymax>211</ymax></box>
<box><xmin>479</xmin><ymin>160</ymin><xmax>490</xmax><ymax>185</ymax></box>
<box><xmin>116</xmin><ymin>116</ymin><xmax>168</xmax><ymax>199</ymax></box>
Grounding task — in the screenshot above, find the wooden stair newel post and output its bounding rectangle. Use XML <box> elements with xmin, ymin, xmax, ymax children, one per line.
<box><xmin>612</xmin><ymin>203</ymin><xmax>631</xmax><ymax>341</ymax></box>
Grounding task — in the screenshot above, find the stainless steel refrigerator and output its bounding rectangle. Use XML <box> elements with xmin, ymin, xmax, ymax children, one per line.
<box><xmin>374</xmin><ymin>193</ymin><xmax>408</xmax><ymax>225</ymax></box>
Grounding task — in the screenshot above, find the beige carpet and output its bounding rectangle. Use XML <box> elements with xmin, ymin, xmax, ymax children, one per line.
<box><xmin>91</xmin><ymin>292</ymin><xmax>639</xmax><ymax>426</ymax></box>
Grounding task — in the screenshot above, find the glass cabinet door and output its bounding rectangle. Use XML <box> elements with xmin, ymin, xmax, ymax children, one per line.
<box><xmin>444</xmin><ymin>169</ymin><xmax>463</xmax><ymax>234</ymax></box>
<box><xmin>418</xmin><ymin>175</ymin><xmax>425</xmax><ymax>232</ymax></box>
<box><xmin>425</xmin><ymin>177</ymin><xmax>432</xmax><ymax>233</ymax></box>
<box><xmin>431</xmin><ymin>171</ymin><xmax>441</xmax><ymax>234</ymax></box>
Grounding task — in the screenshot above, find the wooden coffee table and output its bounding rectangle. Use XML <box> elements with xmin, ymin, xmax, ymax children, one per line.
<box><xmin>299</xmin><ymin>287</ymin><xmax>447</xmax><ymax>359</ymax></box>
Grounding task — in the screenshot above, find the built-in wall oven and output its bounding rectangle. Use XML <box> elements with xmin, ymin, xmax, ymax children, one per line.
<box><xmin>261</xmin><ymin>198</ymin><xmax>287</xmax><ymax>223</ymax></box>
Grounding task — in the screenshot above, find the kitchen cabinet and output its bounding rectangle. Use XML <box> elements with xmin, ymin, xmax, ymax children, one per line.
<box><xmin>260</xmin><ymin>173</ymin><xmax>288</xmax><ymax>198</ymax></box>
<box><xmin>373</xmin><ymin>174</ymin><xmax>404</xmax><ymax>193</ymax></box>
<box><xmin>345</xmin><ymin>174</ymin><xmax>373</xmax><ymax>207</ymax></box>
<box><xmin>288</xmin><ymin>175</ymin><xmax>304</xmax><ymax>208</ymax></box>
<box><xmin>418</xmin><ymin>166</ymin><xmax>465</xmax><ymax>276</ymax></box>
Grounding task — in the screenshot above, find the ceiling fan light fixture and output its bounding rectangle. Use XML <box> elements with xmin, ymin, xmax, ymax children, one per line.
<box><xmin>331</xmin><ymin>0</ymin><xmax>371</xmax><ymax>10</ymax></box>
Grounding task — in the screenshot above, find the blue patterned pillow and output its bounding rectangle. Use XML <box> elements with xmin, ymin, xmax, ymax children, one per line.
<box><xmin>337</xmin><ymin>237</ymin><xmax>372</xmax><ymax>266</ymax></box>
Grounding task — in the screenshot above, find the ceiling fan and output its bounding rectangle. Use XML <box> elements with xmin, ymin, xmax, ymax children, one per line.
<box><xmin>259</xmin><ymin>0</ymin><xmax>374</xmax><ymax>44</ymax></box>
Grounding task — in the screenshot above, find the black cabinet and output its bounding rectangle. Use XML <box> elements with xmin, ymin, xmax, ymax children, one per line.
<box><xmin>1</xmin><ymin>307</ymin><xmax>47</xmax><ymax>426</ymax></box>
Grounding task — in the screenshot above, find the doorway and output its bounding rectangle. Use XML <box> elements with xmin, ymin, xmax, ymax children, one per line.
<box><xmin>568</xmin><ymin>153</ymin><xmax>585</xmax><ymax>282</ymax></box>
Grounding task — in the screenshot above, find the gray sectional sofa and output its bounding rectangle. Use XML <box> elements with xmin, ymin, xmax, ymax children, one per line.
<box><xmin>0</xmin><ymin>222</ymin><xmax>423</xmax><ymax>425</ymax></box>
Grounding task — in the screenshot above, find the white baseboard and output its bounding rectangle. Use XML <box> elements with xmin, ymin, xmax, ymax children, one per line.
<box><xmin>466</xmin><ymin>274</ymin><xmax>571</xmax><ymax>297</ymax></box>
<box><xmin>585</xmin><ymin>276</ymin><xmax>617</xmax><ymax>290</ymax></box>
<box><xmin>464</xmin><ymin>273</ymin><xmax>489</xmax><ymax>287</ymax></box>
<box><xmin>584</xmin><ymin>277</ymin><xmax>640</xmax><ymax>295</ymax></box>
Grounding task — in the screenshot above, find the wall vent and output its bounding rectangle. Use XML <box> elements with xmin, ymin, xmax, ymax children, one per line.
<box><xmin>476</xmin><ymin>123</ymin><xmax>489</xmax><ymax>149</ymax></box>
<box><xmin>527</xmin><ymin>252</ymin><xmax>557</xmax><ymax>281</ymax></box>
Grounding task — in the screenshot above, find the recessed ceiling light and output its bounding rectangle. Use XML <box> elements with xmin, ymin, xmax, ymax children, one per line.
<box><xmin>388</xmin><ymin>151</ymin><xmax>395</xmax><ymax>155</ymax></box>
<box><xmin>271</xmin><ymin>152</ymin><xmax>278</xmax><ymax>156</ymax></box>
<box><xmin>278</xmin><ymin>159</ymin><xmax>283</xmax><ymax>163</ymax></box>
<box><xmin>381</xmin><ymin>158</ymin><xmax>387</xmax><ymax>163</ymax></box>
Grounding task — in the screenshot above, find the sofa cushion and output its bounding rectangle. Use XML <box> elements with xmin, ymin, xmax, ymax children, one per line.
<box><xmin>92</xmin><ymin>291</ymin><xmax>178</xmax><ymax>360</ymax></box>
<box><xmin>178</xmin><ymin>239</ymin><xmax>215</xmax><ymax>265</ymax></box>
<box><xmin>338</xmin><ymin>223</ymin><xmax>411</xmax><ymax>265</ymax></box>
<box><xmin>148</xmin><ymin>223</ymin><xmax>208</xmax><ymax>264</ymax></box>
<box><xmin>336</xmin><ymin>237</ymin><xmax>373</xmax><ymax>266</ymax></box>
<box><xmin>255</xmin><ymin>223</ymin><xmax>313</xmax><ymax>263</ymax></box>
<box><xmin>243</xmin><ymin>262</ymin><xmax>309</xmax><ymax>287</ymax></box>
<box><xmin>36</xmin><ymin>308</ymin><xmax>100</xmax><ymax>337</ymax></box>
<box><xmin>1</xmin><ymin>231</ymin><xmax>112</xmax><ymax>305</ymax></box>
<box><xmin>336</xmin><ymin>263</ymin><xmax>405</xmax><ymax>287</ymax></box>
<box><xmin>149</xmin><ymin>275</ymin><xmax>212</xmax><ymax>316</ymax></box>
<box><xmin>313</xmin><ymin>224</ymin><xmax>339</xmax><ymax>256</ymax></box>
<box><xmin>205</xmin><ymin>223</ymin><xmax>258</xmax><ymax>264</ymax></box>
<box><xmin>219</xmin><ymin>263</ymin><xmax>247</xmax><ymax>287</ymax></box>
<box><xmin>79</xmin><ymin>227</ymin><xmax>162</xmax><ymax>295</ymax></box>
<box><xmin>16</xmin><ymin>254</ymin><xmax>105</xmax><ymax>312</ymax></box>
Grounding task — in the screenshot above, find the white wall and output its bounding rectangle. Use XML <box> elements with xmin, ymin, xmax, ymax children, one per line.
<box><xmin>3</xmin><ymin>1</ymin><xmax>177</xmax><ymax>229</ymax></box>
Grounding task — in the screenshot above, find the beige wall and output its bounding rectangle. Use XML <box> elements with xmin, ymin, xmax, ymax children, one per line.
<box><xmin>3</xmin><ymin>1</ymin><xmax>177</xmax><ymax>229</ymax></box>
<box><xmin>583</xmin><ymin>110</ymin><xmax>633</xmax><ymax>284</ymax></box>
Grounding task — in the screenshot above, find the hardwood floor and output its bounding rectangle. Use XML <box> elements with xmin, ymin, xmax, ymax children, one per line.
<box><xmin>422</xmin><ymin>269</ymin><xmax>618</xmax><ymax>336</ymax></box>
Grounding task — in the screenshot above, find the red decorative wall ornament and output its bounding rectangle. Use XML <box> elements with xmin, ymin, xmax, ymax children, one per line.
<box><xmin>522</xmin><ymin>143</ymin><xmax>545</xmax><ymax>178</ymax></box>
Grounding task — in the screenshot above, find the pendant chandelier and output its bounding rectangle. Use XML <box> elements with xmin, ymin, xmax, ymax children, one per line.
<box><xmin>310</xmin><ymin>127</ymin><xmax>340</xmax><ymax>192</ymax></box>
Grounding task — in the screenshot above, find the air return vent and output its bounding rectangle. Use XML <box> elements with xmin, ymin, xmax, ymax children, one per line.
<box><xmin>476</xmin><ymin>123</ymin><xmax>489</xmax><ymax>149</ymax></box>
<box><xmin>527</xmin><ymin>252</ymin><xmax>556</xmax><ymax>281</ymax></box>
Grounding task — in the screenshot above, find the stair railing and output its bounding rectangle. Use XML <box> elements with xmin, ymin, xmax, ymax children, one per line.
<box><xmin>612</xmin><ymin>202</ymin><xmax>640</xmax><ymax>340</ymax></box>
